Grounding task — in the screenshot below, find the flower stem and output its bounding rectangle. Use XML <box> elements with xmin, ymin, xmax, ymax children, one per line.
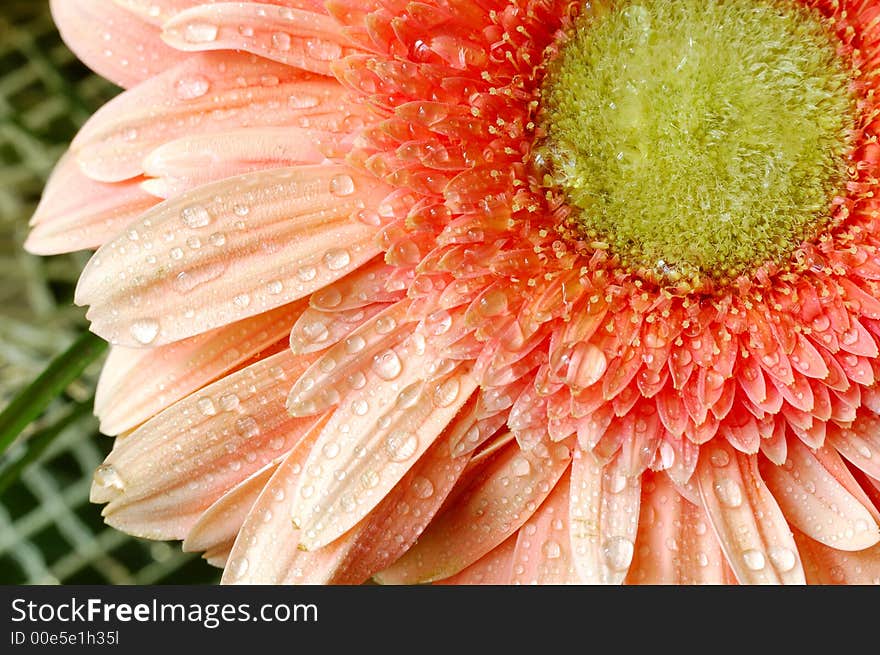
<box><xmin>0</xmin><ymin>331</ymin><xmax>106</xmax><ymax>456</ymax></box>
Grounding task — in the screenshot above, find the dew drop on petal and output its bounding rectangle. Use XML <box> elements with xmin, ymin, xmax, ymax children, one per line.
<box><xmin>602</xmin><ymin>536</ymin><xmax>634</xmax><ymax>571</ymax></box>
<box><xmin>385</xmin><ymin>431</ymin><xmax>418</xmax><ymax>462</ymax></box>
<box><xmin>197</xmin><ymin>397</ymin><xmax>217</xmax><ymax>416</ymax></box>
<box><xmin>372</xmin><ymin>349</ymin><xmax>402</xmax><ymax>380</ymax></box>
<box><xmin>742</xmin><ymin>549</ymin><xmax>766</xmax><ymax>571</ymax></box>
<box><xmin>329</xmin><ymin>174</ymin><xmax>356</xmax><ymax>197</ymax></box>
<box><xmin>130</xmin><ymin>318</ymin><xmax>159</xmax><ymax>344</ymax></box>
<box><xmin>323</xmin><ymin>248</ymin><xmax>351</xmax><ymax>271</ymax></box>
<box><xmin>768</xmin><ymin>546</ymin><xmax>797</xmax><ymax>572</ymax></box>
<box><xmin>93</xmin><ymin>464</ymin><xmax>125</xmax><ymax>491</ymax></box>
<box><xmin>174</xmin><ymin>74</ymin><xmax>210</xmax><ymax>99</ymax></box>
<box><xmin>411</xmin><ymin>476</ymin><xmax>434</xmax><ymax>499</ymax></box>
<box><xmin>542</xmin><ymin>540</ymin><xmax>562</xmax><ymax>560</ymax></box>
<box><xmin>181</xmin><ymin>204</ymin><xmax>211</xmax><ymax>228</ymax></box>
<box><xmin>714</xmin><ymin>478</ymin><xmax>743</xmax><ymax>508</ymax></box>
<box><xmin>183</xmin><ymin>21</ymin><xmax>219</xmax><ymax>43</ymax></box>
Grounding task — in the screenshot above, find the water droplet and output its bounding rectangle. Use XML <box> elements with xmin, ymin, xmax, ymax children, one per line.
<box><xmin>130</xmin><ymin>318</ymin><xmax>159</xmax><ymax>344</ymax></box>
<box><xmin>271</xmin><ymin>31</ymin><xmax>292</xmax><ymax>50</ymax></box>
<box><xmin>93</xmin><ymin>464</ymin><xmax>125</xmax><ymax>491</ymax></box>
<box><xmin>323</xmin><ymin>248</ymin><xmax>351</xmax><ymax>271</ymax></box>
<box><xmin>329</xmin><ymin>174</ymin><xmax>355</xmax><ymax>197</ymax></box>
<box><xmin>174</xmin><ymin>74</ymin><xmax>210</xmax><ymax>99</ymax></box>
<box><xmin>602</xmin><ymin>536</ymin><xmax>634</xmax><ymax>571</ymax></box>
<box><xmin>267</xmin><ymin>280</ymin><xmax>284</xmax><ymax>294</ymax></box>
<box><xmin>372</xmin><ymin>349</ymin><xmax>402</xmax><ymax>380</ymax></box>
<box><xmin>233</xmin><ymin>293</ymin><xmax>251</xmax><ymax>308</ymax></box>
<box><xmin>183</xmin><ymin>21</ymin><xmax>219</xmax><ymax>43</ymax></box>
<box><xmin>433</xmin><ymin>377</ymin><xmax>460</xmax><ymax>407</ymax></box>
<box><xmin>411</xmin><ymin>476</ymin><xmax>434</xmax><ymax>499</ymax></box>
<box><xmin>542</xmin><ymin>540</ymin><xmax>562</xmax><ymax>560</ymax></box>
<box><xmin>233</xmin><ymin>203</ymin><xmax>250</xmax><ymax>217</ymax></box>
<box><xmin>218</xmin><ymin>393</ymin><xmax>240</xmax><ymax>411</ymax></box>
<box><xmin>181</xmin><ymin>204</ymin><xmax>211</xmax><ymax>228</ymax></box>
<box><xmin>296</xmin><ymin>266</ymin><xmax>316</xmax><ymax>282</ymax></box>
<box><xmin>351</xmin><ymin>399</ymin><xmax>369</xmax><ymax>416</ymax></box>
<box><xmin>235</xmin><ymin>416</ymin><xmax>260</xmax><ymax>439</ymax></box>
<box><xmin>197</xmin><ymin>397</ymin><xmax>216</xmax><ymax>416</ymax></box>
<box><xmin>714</xmin><ymin>478</ymin><xmax>743</xmax><ymax>508</ymax></box>
<box><xmin>512</xmin><ymin>457</ymin><xmax>531</xmax><ymax>477</ymax></box>
<box><xmin>229</xmin><ymin>556</ymin><xmax>249</xmax><ymax>580</ymax></box>
<box><xmin>742</xmin><ymin>549</ymin><xmax>766</xmax><ymax>571</ymax></box>
<box><xmin>709</xmin><ymin>449</ymin><xmax>730</xmax><ymax>468</ymax></box>
<box><xmin>170</xmin><ymin>247</ymin><xmax>184</xmax><ymax>260</ymax></box>
<box><xmin>322</xmin><ymin>442</ymin><xmax>340</xmax><ymax>459</ymax></box>
<box><xmin>209</xmin><ymin>232</ymin><xmax>226</xmax><ymax>247</ymax></box>
<box><xmin>375</xmin><ymin>315</ymin><xmax>397</xmax><ymax>334</ymax></box>
<box><xmin>768</xmin><ymin>546</ymin><xmax>797</xmax><ymax>572</ymax></box>
<box><xmin>362</xmin><ymin>470</ymin><xmax>380</xmax><ymax>488</ymax></box>
<box><xmin>345</xmin><ymin>335</ymin><xmax>366</xmax><ymax>354</ymax></box>
<box><xmin>385</xmin><ymin>431</ymin><xmax>418</xmax><ymax>462</ymax></box>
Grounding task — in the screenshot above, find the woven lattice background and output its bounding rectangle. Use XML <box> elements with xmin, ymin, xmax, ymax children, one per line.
<box><xmin>0</xmin><ymin>1</ymin><xmax>218</xmax><ymax>584</ymax></box>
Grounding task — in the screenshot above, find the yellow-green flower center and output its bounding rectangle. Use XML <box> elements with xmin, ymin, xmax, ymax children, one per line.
<box><xmin>539</xmin><ymin>0</ymin><xmax>855</xmax><ymax>287</ymax></box>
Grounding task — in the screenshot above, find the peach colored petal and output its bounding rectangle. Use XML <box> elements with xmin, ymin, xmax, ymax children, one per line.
<box><xmin>115</xmin><ymin>0</ymin><xmax>330</xmax><ymax>25</ymax></box>
<box><xmin>568</xmin><ymin>449</ymin><xmax>641</xmax><ymax>584</ymax></box>
<box><xmin>309</xmin><ymin>258</ymin><xmax>408</xmax><ymax>312</ymax></box>
<box><xmin>794</xmin><ymin>529</ymin><xmax>880</xmax><ymax>584</ymax></box>
<box><xmin>510</xmin><ymin>472</ymin><xmax>581</xmax><ymax>584</ymax></box>
<box><xmin>71</xmin><ymin>52</ymin><xmax>363</xmax><ymax>183</ymax></box>
<box><xmin>141</xmin><ymin>127</ymin><xmax>331</xmax><ymax>197</ymax></box>
<box><xmin>432</xmin><ymin>536</ymin><xmax>517</xmax><ymax>585</ymax></box>
<box><xmin>696</xmin><ymin>442</ymin><xmax>805</xmax><ymax>584</ymax></box>
<box><xmin>287</xmin><ymin>302</ymin><xmax>414</xmax><ymax>416</ymax></box>
<box><xmin>183</xmin><ymin>462</ymin><xmax>279</xmax><ymax>556</ymax></box>
<box><xmin>76</xmin><ymin>165</ymin><xmax>387</xmax><ymax>347</ymax></box>
<box><xmin>25</xmin><ymin>152</ymin><xmax>159</xmax><ymax>255</ymax></box>
<box><xmin>290</xmin><ymin>352</ymin><xmax>478</xmax><ymax>550</ymax></box>
<box><xmin>324</xmin><ymin>421</ymin><xmax>473</xmax><ymax>583</ymax></box>
<box><xmin>161</xmin><ymin>3</ymin><xmax>362</xmax><ymax>76</ymax></box>
<box><xmin>760</xmin><ymin>440</ymin><xmax>879</xmax><ymax>551</ymax></box>
<box><xmin>204</xmin><ymin>544</ymin><xmax>232</xmax><ymax>568</ymax></box>
<box><xmin>51</xmin><ymin>0</ymin><xmax>185</xmax><ymax>88</ymax></box>
<box><xmin>96</xmin><ymin>301</ymin><xmax>306</xmax><ymax>434</ymax></box>
<box><xmin>375</xmin><ymin>439</ymin><xmax>571</xmax><ymax>584</ymax></box>
<box><xmin>93</xmin><ymin>349</ymin><xmax>321</xmax><ymax>539</ymax></box>
<box><xmin>627</xmin><ymin>472</ymin><xmax>732</xmax><ymax>584</ymax></box>
<box><xmin>828</xmin><ymin>412</ymin><xmax>880</xmax><ymax>480</ymax></box>
<box><xmin>290</xmin><ymin>303</ymin><xmax>391</xmax><ymax>355</ymax></box>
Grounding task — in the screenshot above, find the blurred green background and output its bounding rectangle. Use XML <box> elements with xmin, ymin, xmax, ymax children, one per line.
<box><xmin>0</xmin><ymin>1</ymin><xmax>218</xmax><ymax>584</ymax></box>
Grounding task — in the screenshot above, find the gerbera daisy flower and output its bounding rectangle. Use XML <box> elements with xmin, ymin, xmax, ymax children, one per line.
<box><xmin>27</xmin><ymin>0</ymin><xmax>880</xmax><ymax>585</ymax></box>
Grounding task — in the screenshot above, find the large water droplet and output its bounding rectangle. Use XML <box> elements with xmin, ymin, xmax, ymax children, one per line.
<box><xmin>742</xmin><ymin>549</ymin><xmax>766</xmax><ymax>571</ymax></box>
<box><xmin>768</xmin><ymin>546</ymin><xmax>797</xmax><ymax>572</ymax></box>
<box><xmin>542</xmin><ymin>540</ymin><xmax>562</xmax><ymax>560</ymax></box>
<box><xmin>372</xmin><ymin>349</ymin><xmax>402</xmax><ymax>380</ymax></box>
<box><xmin>93</xmin><ymin>464</ymin><xmax>125</xmax><ymax>491</ymax></box>
<box><xmin>323</xmin><ymin>248</ymin><xmax>351</xmax><ymax>271</ymax></box>
<box><xmin>433</xmin><ymin>377</ymin><xmax>461</xmax><ymax>407</ymax></box>
<box><xmin>183</xmin><ymin>21</ymin><xmax>219</xmax><ymax>43</ymax></box>
<box><xmin>130</xmin><ymin>318</ymin><xmax>159</xmax><ymax>344</ymax></box>
<box><xmin>181</xmin><ymin>204</ymin><xmax>211</xmax><ymax>228</ymax></box>
<box><xmin>271</xmin><ymin>31</ymin><xmax>292</xmax><ymax>51</ymax></box>
<box><xmin>197</xmin><ymin>397</ymin><xmax>217</xmax><ymax>416</ymax></box>
<box><xmin>411</xmin><ymin>476</ymin><xmax>434</xmax><ymax>499</ymax></box>
<box><xmin>602</xmin><ymin>536</ymin><xmax>634</xmax><ymax>571</ymax></box>
<box><xmin>714</xmin><ymin>478</ymin><xmax>743</xmax><ymax>508</ymax></box>
<box><xmin>174</xmin><ymin>74</ymin><xmax>210</xmax><ymax>99</ymax></box>
<box><xmin>329</xmin><ymin>174</ymin><xmax>356</xmax><ymax>197</ymax></box>
<box><xmin>385</xmin><ymin>431</ymin><xmax>418</xmax><ymax>462</ymax></box>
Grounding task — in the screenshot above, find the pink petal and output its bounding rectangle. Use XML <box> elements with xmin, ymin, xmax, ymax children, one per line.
<box><xmin>794</xmin><ymin>529</ymin><xmax>880</xmax><ymax>584</ymax></box>
<box><xmin>25</xmin><ymin>153</ymin><xmax>159</xmax><ymax>255</ymax></box>
<box><xmin>115</xmin><ymin>0</ymin><xmax>330</xmax><ymax>25</ymax></box>
<box><xmin>696</xmin><ymin>442</ymin><xmax>806</xmax><ymax>584</ymax></box>
<box><xmin>71</xmin><ymin>52</ymin><xmax>362</xmax><ymax>183</ymax></box>
<box><xmin>96</xmin><ymin>301</ymin><xmax>306</xmax><ymax>434</ymax></box>
<box><xmin>375</xmin><ymin>439</ymin><xmax>571</xmax><ymax>584</ymax></box>
<box><xmin>290</xmin><ymin>351</ymin><xmax>478</xmax><ymax>550</ymax></box>
<box><xmin>76</xmin><ymin>165</ymin><xmax>386</xmax><ymax>347</ymax></box>
<box><xmin>760</xmin><ymin>440</ymin><xmax>879</xmax><ymax>551</ymax></box>
<box><xmin>161</xmin><ymin>3</ymin><xmax>362</xmax><ymax>76</ymax></box>
<box><xmin>828</xmin><ymin>411</ymin><xmax>880</xmax><ymax>480</ymax></box>
<box><xmin>50</xmin><ymin>0</ymin><xmax>185</xmax><ymax>88</ymax></box>
<box><xmin>290</xmin><ymin>303</ymin><xmax>391</xmax><ymax>355</ymax></box>
<box><xmin>433</xmin><ymin>536</ymin><xmax>516</xmax><ymax>585</ymax></box>
<box><xmin>326</xmin><ymin>421</ymin><xmax>473</xmax><ymax>583</ymax></box>
<box><xmin>510</xmin><ymin>472</ymin><xmax>581</xmax><ymax>584</ymax></box>
<box><xmin>568</xmin><ymin>449</ymin><xmax>641</xmax><ymax>584</ymax></box>
<box><xmin>92</xmin><ymin>350</ymin><xmax>324</xmax><ymax>539</ymax></box>
<box><xmin>183</xmin><ymin>462</ymin><xmax>279</xmax><ymax>556</ymax></box>
<box><xmin>627</xmin><ymin>472</ymin><xmax>732</xmax><ymax>584</ymax></box>
<box><xmin>142</xmin><ymin>127</ymin><xmax>330</xmax><ymax>197</ymax></box>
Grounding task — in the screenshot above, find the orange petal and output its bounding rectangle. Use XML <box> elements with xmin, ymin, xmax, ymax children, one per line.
<box><xmin>161</xmin><ymin>3</ymin><xmax>362</xmax><ymax>76</ymax></box>
<box><xmin>25</xmin><ymin>153</ymin><xmax>159</xmax><ymax>255</ymax></box>
<box><xmin>375</xmin><ymin>439</ymin><xmax>571</xmax><ymax>583</ymax></box>
<box><xmin>51</xmin><ymin>0</ymin><xmax>185</xmax><ymax>88</ymax></box>
<box><xmin>696</xmin><ymin>442</ymin><xmax>805</xmax><ymax>584</ymax></box>
<box><xmin>183</xmin><ymin>462</ymin><xmax>279</xmax><ymax>556</ymax></box>
<box><xmin>627</xmin><ymin>472</ymin><xmax>732</xmax><ymax>584</ymax></box>
<box><xmin>760</xmin><ymin>440</ymin><xmax>879</xmax><ymax>551</ymax></box>
<box><xmin>568</xmin><ymin>449</ymin><xmax>641</xmax><ymax>584</ymax></box>
<box><xmin>432</xmin><ymin>536</ymin><xmax>517</xmax><ymax>585</ymax></box>
<box><xmin>76</xmin><ymin>165</ymin><xmax>386</xmax><ymax>347</ymax></box>
<box><xmin>794</xmin><ymin>529</ymin><xmax>880</xmax><ymax>584</ymax></box>
<box><xmin>96</xmin><ymin>301</ymin><xmax>306</xmax><ymax>434</ymax></box>
<box><xmin>510</xmin><ymin>471</ymin><xmax>581</xmax><ymax>584</ymax></box>
<box><xmin>290</xmin><ymin>352</ymin><xmax>478</xmax><ymax>550</ymax></box>
<box><xmin>72</xmin><ymin>52</ymin><xmax>360</xmax><ymax>182</ymax></box>
<box><xmin>289</xmin><ymin>303</ymin><xmax>391</xmax><ymax>355</ymax></box>
<box><xmin>92</xmin><ymin>349</ymin><xmax>321</xmax><ymax>540</ymax></box>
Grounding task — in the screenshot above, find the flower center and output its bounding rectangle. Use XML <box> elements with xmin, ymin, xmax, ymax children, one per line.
<box><xmin>539</xmin><ymin>0</ymin><xmax>855</xmax><ymax>289</ymax></box>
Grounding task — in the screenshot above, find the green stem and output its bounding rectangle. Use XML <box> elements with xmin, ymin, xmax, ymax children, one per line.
<box><xmin>0</xmin><ymin>398</ymin><xmax>94</xmax><ymax>496</ymax></box>
<box><xmin>0</xmin><ymin>331</ymin><xmax>106</xmax><ymax>456</ymax></box>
